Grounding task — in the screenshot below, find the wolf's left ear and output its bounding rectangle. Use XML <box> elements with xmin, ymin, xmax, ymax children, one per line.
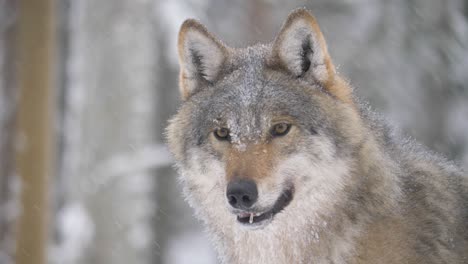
<box><xmin>270</xmin><ymin>9</ymin><xmax>352</xmax><ymax>103</ymax></box>
<box><xmin>177</xmin><ymin>19</ymin><xmax>228</xmax><ymax>100</ymax></box>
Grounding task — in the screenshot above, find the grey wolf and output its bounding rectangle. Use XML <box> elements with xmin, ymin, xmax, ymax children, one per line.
<box><xmin>166</xmin><ymin>8</ymin><xmax>468</xmax><ymax>264</ymax></box>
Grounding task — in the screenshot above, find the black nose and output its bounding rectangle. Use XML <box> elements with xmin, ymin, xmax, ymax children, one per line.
<box><xmin>226</xmin><ymin>179</ymin><xmax>258</xmax><ymax>209</ymax></box>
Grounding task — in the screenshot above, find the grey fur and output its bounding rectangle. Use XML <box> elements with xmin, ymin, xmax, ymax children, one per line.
<box><xmin>167</xmin><ymin>9</ymin><xmax>468</xmax><ymax>264</ymax></box>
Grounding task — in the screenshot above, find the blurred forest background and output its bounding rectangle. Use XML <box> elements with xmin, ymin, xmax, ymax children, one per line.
<box><xmin>1</xmin><ymin>0</ymin><xmax>468</xmax><ymax>264</ymax></box>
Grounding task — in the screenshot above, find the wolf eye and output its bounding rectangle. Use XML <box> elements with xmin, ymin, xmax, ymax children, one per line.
<box><xmin>214</xmin><ymin>128</ymin><xmax>230</xmax><ymax>141</ymax></box>
<box><xmin>271</xmin><ymin>123</ymin><xmax>291</xmax><ymax>137</ymax></box>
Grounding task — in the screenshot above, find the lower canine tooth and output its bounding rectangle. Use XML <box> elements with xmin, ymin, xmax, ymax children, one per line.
<box><xmin>249</xmin><ymin>213</ymin><xmax>254</xmax><ymax>224</ymax></box>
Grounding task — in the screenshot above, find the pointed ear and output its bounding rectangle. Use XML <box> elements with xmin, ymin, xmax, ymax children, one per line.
<box><xmin>270</xmin><ymin>9</ymin><xmax>352</xmax><ymax>103</ymax></box>
<box><xmin>177</xmin><ymin>19</ymin><xmax>228</xmax><ymax>100</ymax></box>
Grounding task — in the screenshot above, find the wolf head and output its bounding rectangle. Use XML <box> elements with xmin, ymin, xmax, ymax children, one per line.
<box><xmin>167</xmin><ymin>9</ymin><xmax>367</xmax><ymax>233</ymax></box>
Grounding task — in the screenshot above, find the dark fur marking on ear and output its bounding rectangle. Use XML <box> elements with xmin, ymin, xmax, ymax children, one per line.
<box><xmin>298</xmin><ymin>36</ymin><xmax>312</xmax><ymax>77</ymax></box>
<box><xmin>189</xmin><ymin>47</ymin><xmax>208</xmax><ymax>79</ymax></box>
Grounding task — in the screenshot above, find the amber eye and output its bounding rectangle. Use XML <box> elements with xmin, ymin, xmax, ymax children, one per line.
<box><xmin>214</xmin><ymin>128</ymin><xmax>230</xmax><ymax>141</ymax></box>
<box><xmin>271</xmin><ymin>123</ymin><xmax>291</xmax><ymax>137</ymax></box>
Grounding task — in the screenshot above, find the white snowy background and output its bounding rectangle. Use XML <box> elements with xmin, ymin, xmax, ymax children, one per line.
<box><xmin>1</xmin><ymin>0</ymin><xmax>468</xmax><ymax>264</ymax></box>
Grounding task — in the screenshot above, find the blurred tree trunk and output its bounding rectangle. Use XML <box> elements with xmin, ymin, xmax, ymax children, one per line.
<box><xmin>0</xmin><ymin>1</ymin><xmax>17</xmax><ymax>264</ymax></box>
<box><xmin>54</xmin><ymin>0</ymin><xmax>160</xmax><ymax>264</ymax></box>
<box><xmin>15</xmin><ymin>1</ymin><xmax>56</xmax><ymax>264</ymax></box>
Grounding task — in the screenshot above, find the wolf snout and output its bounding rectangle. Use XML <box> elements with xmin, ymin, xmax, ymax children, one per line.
<box><xmin>226</xmin><ymin>179</ymin><xmax>258</xmax><ymax>209</ymax></box>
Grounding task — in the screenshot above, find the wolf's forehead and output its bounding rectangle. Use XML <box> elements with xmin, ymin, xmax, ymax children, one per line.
<box><xmin>216</xmin><ymin>50</ymin><xmax>268</xmax><ymax>105</ymax></box>
<box><xmin>192</xmin><ymin>45</ymin><xmax>317</xmax><ymax>145</ymax></box>
<box><xmin>211</xmin><ymin>46</ymin><xmax>308</xmax><ymax>117</ymax></box>
<box><xmin>228</xmin><ymin>46</ymin><xmax>269</xmax><ymax>92</ymax></box>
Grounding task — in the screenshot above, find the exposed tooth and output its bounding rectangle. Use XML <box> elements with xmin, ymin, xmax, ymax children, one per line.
<box><xmin>249</xmin><ymin>213</ymin><xmax>254</xmax><ymax>224</ymax></box>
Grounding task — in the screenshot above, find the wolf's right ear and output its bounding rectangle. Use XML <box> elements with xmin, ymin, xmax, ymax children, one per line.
<box><xmin>177</xmin><ymin>19</ymin><xmax>228</xmax><ymax>100</ymax></box>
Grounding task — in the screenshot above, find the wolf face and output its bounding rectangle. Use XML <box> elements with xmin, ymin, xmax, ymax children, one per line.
<box><xmin>166</xmin><ymin>10</ymin><xmax>378</xmax><ymax>264</ymax></box>
<box><xmin>167</xmin><ymin>9</ymin><xmax>366</xmax><ymax>231</ymax></box>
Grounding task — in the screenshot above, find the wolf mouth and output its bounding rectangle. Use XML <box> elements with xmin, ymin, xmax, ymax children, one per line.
<box><xmin>236</xmin><ymin>187</ymin><xmax>294</xmax><ymax>226</ymax></box>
